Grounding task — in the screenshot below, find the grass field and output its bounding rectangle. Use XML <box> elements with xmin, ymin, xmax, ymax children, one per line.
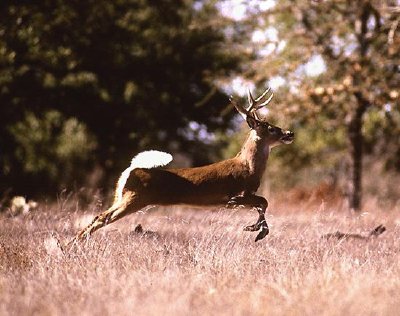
<box><xmin>0</xmin><ymin>195</ymin><xmax>399</xmax><ymax>316</ymax></box>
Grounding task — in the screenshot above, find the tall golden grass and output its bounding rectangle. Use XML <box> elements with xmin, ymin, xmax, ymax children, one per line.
<box><xmin>0</xmin><ymin>194</ymin><xmax>399</xmax><ymax>316</ymax></box>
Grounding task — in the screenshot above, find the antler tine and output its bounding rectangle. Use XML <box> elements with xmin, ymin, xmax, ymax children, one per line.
<box><xmin>254</xmin><ymin>91</ymin><xmax>274</xmax><ymax>110</ymax></box>
<box><xmin>253</xmin><ymin>111</ymin><xmax>262</xmax><ymax>121</ymax></box>
<box><xmin>230</xmin><ymin>95</ymin><xmax>247</xmax><ymax>119</ymax></box>
<box><xmin>247</xmin><ymin>87</ymin><xmax>274</xmax><ymax>112</ymax></box>
<box><xmin>246</xmin><ymin>89</ymin><xmax>256</xmax><ymax>111</ymax></box>
<box><xmin>255</xmin><ymin>87</ymin><xmax>271</xmax><ymax>102</ymax></box>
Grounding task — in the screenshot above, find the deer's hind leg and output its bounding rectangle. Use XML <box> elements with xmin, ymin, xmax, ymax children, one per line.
<box><xmin>70</xmin><ymin>191</ymin><xmax>145</xmax><ymax>244</ymax></box>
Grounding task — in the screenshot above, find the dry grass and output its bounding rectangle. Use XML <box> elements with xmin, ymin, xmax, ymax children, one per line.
<box><xmin>0</xmin><ymin>197</ymin><xmax>399</xmax><ymax>316</ymax></box>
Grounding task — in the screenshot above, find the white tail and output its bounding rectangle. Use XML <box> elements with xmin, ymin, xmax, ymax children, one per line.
<box><xmin>115</xmin><ymin>150</ymin><xmax>173</xmax><ymax>202</ymax></box>
<box><xmin>130</xmin><ymin>150</ymin><xmax>173</xmax><ymax>169</ymax></box>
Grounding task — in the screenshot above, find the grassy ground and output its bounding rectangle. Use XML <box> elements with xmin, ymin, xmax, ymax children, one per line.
<box><xmin>0</xmin><ymin>196</ymin><xmax>399</xmax><ymax>316</ymax></box>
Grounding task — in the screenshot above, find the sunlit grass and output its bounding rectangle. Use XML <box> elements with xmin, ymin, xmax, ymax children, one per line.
<box><xmin>0</xmin><ymin>197</ymin><xmax>399</xmax><ymax>315</ymax></box>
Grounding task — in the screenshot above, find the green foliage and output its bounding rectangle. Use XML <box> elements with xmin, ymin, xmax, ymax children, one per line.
<box><xmin>0</xmin><ymin>0</ymin><xmax>241</xmax><ymax>196</ymax></box>
<box><xmin>10</xmin><ymin>110</ymin><xmax>96</xmax><ymax>179</ymax></box>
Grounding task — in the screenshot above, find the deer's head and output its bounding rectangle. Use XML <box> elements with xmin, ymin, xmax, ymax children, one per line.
<box><xmin>230</xmin><ymin>87</ymin><xmax>294</xmax><ymax>147</ymax></box>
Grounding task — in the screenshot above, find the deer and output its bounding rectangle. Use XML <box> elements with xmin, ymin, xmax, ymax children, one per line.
<box><xmin>69</xmin><ymin>87</ymin><xmax>294</xmax><ymax>245</ymax></box>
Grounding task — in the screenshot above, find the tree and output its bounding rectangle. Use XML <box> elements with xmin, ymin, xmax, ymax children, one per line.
<box><xmin>0</xmin><ymin>0</ymin><xmax>241</xmax><ymax>197</ymax></box>
<box><xmin>243</xmin><ymin>0</ymin><xmax>399</xmax><ymax>210</ymax></box>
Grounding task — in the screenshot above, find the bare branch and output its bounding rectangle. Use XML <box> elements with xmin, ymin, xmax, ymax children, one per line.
<box><xmin>388</xmin><ymin>17</ymin><xmax>400</xmax><ymax>45</ymax></box>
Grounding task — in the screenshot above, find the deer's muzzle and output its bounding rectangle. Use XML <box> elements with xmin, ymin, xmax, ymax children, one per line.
<box><xmin>281</xmin><ymin>131</ymin><xmax>294</xmax><ymax>144</ymax></box>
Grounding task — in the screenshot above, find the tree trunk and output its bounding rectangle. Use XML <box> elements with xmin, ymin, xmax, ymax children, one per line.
<box><xmin>349</xmin><ymin>93</ymin><xmax>368</xmax><ymax>211</ymax></box>
<box><xmin>348</xmin><ymin>2</ymin><xmax>373</xmax><ymax>211</ymax></box>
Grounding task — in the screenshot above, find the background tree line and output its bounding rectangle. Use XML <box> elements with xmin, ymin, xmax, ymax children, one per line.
<box><xmin>0</xmin><ymin>0</ymin><xmax>241</xmax><ymax>197</ymax></box>
<box><xmin>1</xmin><ymin>0</ymin><xmax>399</xmax><ymax>210</ymax></box>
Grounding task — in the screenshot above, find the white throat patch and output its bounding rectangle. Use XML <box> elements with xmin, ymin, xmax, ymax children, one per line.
<box><xmin>250</xmin><ymin>129</ymin><xmax>261</xmax><ymax>142</ymax></box>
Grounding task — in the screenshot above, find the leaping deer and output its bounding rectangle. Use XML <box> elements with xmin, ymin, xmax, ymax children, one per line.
<box><xmin>70</xmin><ymin>87</ymin><xmax>294</xmax><ymax>244</ymax></box>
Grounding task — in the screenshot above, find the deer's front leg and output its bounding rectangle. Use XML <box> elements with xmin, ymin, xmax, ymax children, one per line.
<box><xmin>226</xmin><ymin>194</ymin><xmax>269</xmax><ymax>242</ymax></box>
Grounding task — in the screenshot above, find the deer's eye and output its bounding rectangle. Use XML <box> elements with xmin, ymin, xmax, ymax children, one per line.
<box><xmin>268</xmin><ymin>126</ymin><xmax>277</xmax><ymax>134</ymax></box>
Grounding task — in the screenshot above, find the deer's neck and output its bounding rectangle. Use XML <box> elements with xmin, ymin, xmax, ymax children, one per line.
<box><xmin>237</xmin><ymin>130</ymin><xmax>270</xmax><ymax>176</ymax></box>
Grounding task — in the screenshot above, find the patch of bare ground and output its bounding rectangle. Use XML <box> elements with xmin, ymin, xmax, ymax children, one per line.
<box><xmin>0</xmin><ymin>199</ymin><xmax>399</xmax><ymax>316</ymax></box>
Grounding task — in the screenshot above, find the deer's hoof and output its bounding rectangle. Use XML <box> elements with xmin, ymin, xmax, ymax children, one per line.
<box><xmin>255</xmin><ymin>227</ymin><xmax>269</xmax><ymax>242</ymax></box>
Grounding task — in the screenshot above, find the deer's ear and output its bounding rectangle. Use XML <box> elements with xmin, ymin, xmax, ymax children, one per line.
<box><xmin>246</xmin><ymin>116</ymin><xmax>258</xmax><ymax>129</ymax></box>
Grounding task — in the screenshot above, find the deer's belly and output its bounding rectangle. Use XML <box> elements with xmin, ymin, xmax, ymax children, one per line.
<box><xmin>154</xmin><ymin>191</ymin><xmax>231</xmax><ymax>206</ymax></box>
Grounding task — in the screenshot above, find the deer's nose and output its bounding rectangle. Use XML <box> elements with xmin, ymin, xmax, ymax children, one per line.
<box><xmin>286</xmin><ymin>131</ymin><xmax>294</xmax><ymax>138</ymax></box>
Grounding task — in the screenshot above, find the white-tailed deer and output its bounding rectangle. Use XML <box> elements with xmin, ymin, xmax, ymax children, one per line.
<box><xmin>70</xmin><ymin>87</ymin><xmax>294</xmax><ymax>244</ymax></box>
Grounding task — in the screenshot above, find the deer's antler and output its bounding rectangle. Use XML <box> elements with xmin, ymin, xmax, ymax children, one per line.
<box><xmin>231</xmin><ymin>87</ymin><xmax>274</xmax><ymax>120</ymax></box>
